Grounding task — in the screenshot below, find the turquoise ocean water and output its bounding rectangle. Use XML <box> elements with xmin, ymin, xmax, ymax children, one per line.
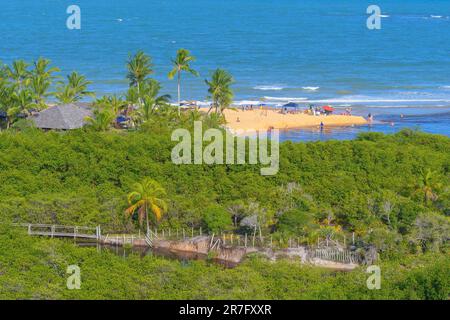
<box><xmin>1</xmin><ymin>0</ymin><xmax>449</xmax><ymax>140</ymax></box>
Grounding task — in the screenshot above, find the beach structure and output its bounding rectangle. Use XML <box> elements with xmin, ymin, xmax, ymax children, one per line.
<box><xmin>30</xmin><ymin>104</ymin><xmax>93</xmax><ymax>130</ymax></box>
<box><xmin>282</xmin><ymin>102</ymin><xmax>300</xmax><ymax>114</ymax></box>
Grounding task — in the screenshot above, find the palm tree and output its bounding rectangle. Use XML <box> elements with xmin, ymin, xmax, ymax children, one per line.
<box><xmin>30</xmin><ymin>58</ymin><xmax>59</xmax><ymax>108</ymax></box>
<box><xmin>55</xmin><ymin>85</ymin><xmax>76</xmax><ymax>104</ymax></box>
<box><xmin>108</xmin><ymin>95</ymin><xmax>126</xmax><ymax>114</ymax></box>
<box><xmin>125</xmin><ymin>178</ymin><xmax>168</xmax><ymax>234</ymax></box>
<box><xmin>129</xmin><ymin>79</ymin><xmax>171</xmax><ymax>124</ymax></box>
<box><xmin>126</xmin><ymin>51</ymin><xmax>153</xmax><ymax>102</ymax></box>
<box><xmin>56</xmin><ymin>72</ymin><xmax>93</xmax><ymax>103</ymax></box>
<box><xmin>95</xmin><ymin>94</ymin><xmax>126</xmax><ymax>114</ymax></box>
<box><xmin>205</xmin><ymin>69</ymin><xmax>234</xmax><ymax>114</ymax></box>
<box><xmin>6</xmin><ymin>60</ymin><xmax>30</xmax><ymax>89</ymax></box>
<box><xmin>85</xmin><ymin>107</ymin><xmax>116</xmax><ymax>131</ymax></box>
<box><xmin>416</xmin><ymin>169</ymin><xmax>442</xmax><ymax>204</ymax></box>
<box><xmin>32</xmin><ymin>58</ymin><xmax>59</xmax><ymax>80</ymax></box>
<box><xmin>6</xmin><ymin>88</ymin><xmax>37</xmax><ymax>128</ymax></box>
<box><xmin>30</xmin><ymin>75</ymin><xmax>52</xmax><ymax>109</ymax></box>
<box><xmin>168</xmin><ymin>49</ymin><xmax>199</xmax><ymax>115</ymax></box>
<box><xmin>0</xmin><ymin>81</ymin><xmax>15</xmax><ymax>129</ymax></box>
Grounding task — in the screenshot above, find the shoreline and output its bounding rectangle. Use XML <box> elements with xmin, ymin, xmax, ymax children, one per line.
<box><xmin>221</xmin><ymin>109</ymin><xmax>368</xmax><ymax>131</ymax></box>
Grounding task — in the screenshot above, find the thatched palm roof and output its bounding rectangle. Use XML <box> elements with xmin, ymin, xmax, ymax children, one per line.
<box><xmin>30</xmin><ymin>104</ymin><xmax>93</xmax><ymax>130</ymax></box>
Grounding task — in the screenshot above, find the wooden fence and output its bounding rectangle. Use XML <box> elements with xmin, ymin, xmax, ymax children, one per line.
<box><xmin>14</xmin><ymin>223</ymin><xmax>101</xmax><ymax>240</ymax></box>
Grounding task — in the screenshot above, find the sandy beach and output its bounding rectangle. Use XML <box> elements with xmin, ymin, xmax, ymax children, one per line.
<box><xmin>222</xmin><ymin>109</ymin><xmax>368</xmax><ymax>131</ymax></box>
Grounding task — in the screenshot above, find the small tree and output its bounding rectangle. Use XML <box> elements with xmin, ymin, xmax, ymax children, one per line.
<box><xmin>203</xmin><ymin>205</ymin><xmax>231</xmax><ymax>234</ymax></box>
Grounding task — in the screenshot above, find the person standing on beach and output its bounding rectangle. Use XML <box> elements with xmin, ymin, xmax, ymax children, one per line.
<box><xmin>368</xmin><ymin>113</ymin><xmax>373</xmax><ymax>123</ymax></box>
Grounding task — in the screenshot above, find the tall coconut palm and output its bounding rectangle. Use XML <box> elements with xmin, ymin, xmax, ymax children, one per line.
<box><xmin>126</xmin><ymin>51</ymin><xmax>153</xmax><ymax>97</ymax></box>
<box><xmin>205</xmin><ymin>69</ymin><xmax>234</xmax><ymax>114</ymax></box>
<box><xmin>125</xmin><ymin>178</ymin><xmax>168</xmax><ymax>234</ymax></box>
<box><xmin>30</xmin><ymin>58</ymin><xmax>59</xmax><ymax>107</ymax></box>
<box><xmin>168</xmin><ymin>49</ymin><xmax>199</xmax><ymax>115</ymax></box>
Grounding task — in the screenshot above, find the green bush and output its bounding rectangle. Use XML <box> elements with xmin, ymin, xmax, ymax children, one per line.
<box><xmin>202</xmin><ymin>205</ymin><xmax>231</xmax><ymax>233</ymax></box>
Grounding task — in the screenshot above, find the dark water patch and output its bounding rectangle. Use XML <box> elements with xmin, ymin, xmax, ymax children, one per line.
<box><xmin>76</xmin><ymin>241</ymin><xmax>238</xmax><ymax>268</ymax></box>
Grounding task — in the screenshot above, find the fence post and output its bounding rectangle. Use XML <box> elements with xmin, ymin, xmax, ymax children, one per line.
<box><xmin>245</xmin><ymin>233</ymin><xmax>248</xmax><ymax>247</ymax></box>
<box><xmin>209</xmin><ymin>233</ymin><xmax>215</xmax><ymax>249</ymax></box>
<box><xmin>51</xmin><ymin>225</ymin><xmax>55</xmax><ymax>238</ymax></box>
<box><xmin>352</xmin><ymin>232</ymin><xmax>355</xmax><ymax>245</ymax></box>
<box><xmin>28</xmin><ymin>224</ymin><xmax>31</xmax><ymax>235</ymax></box>
<box><xmin>183</xmin><ymin>228</ymin><xmax>185</xmax><ymax>239</ymax></box>
<box><xmin>199</xmin><ymin>227</ymin><xmax>202</xmax><ymax>236</ymax></box>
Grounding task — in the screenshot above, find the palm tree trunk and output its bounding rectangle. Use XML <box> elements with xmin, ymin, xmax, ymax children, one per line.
<box><xmin>177</xmin><ymin>71</ymin><xmax>181</xmax><ymax>116</ymax></box>
<box><xmin>145</xmin><ymin>204</ymin><xmax>150</xmax><ymax>236</ymax></box>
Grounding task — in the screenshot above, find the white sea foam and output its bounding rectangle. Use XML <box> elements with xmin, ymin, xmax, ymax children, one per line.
<box><xmin>439</xmin><ymin>85</ymin><xmax>450</xmax><ymax>89</ymax></box>
<box><xmin>430</xmin><ymin>15</ymin><xmax>443</xmax><ymax>19</ymax></box>
<box><xmin>253</xmin><ymin>85</ymin><xmax>284</xmax><ymax>91</ymax></box>
<box><xmin>302</xmin><ymin>86</ymin><xmax>320</xmax><ymax>91</ymax></box>
<box><xmin>380</xmin><ymin>15</ymin><xmax>390</xmax><ymax>18</ymax></box>
<box><xmin>235</xmin><ymin>100</ymin><xmax>262</xmax><ymax>105</ymax></box>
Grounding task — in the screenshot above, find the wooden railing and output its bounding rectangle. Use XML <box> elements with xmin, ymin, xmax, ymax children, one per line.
<box><xmin>14</xmin><ymin>223</ymin><xmax>101</xmax><ymax>240</ymax></box>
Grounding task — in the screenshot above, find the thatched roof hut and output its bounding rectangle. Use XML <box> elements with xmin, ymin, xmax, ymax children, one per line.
<box><xmin>30</xmin><ymin>104</ymin><xmax>93</xmax><ymax>130</ymax></box>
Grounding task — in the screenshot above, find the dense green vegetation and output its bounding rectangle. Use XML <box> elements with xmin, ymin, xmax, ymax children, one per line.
<box><xmin>0</xmin><ymin>226</ymin><xmax>448</xmax><ymax>300</ymax></box>
<box><xmin>0</xmin><ymin>128</ymin><xmax>448</xmax><ymax>259</ymax></box>
<box><xmin>0</xmin><ymin>52</ymin><xmax>448</xmax><ymax>299</ymax></box>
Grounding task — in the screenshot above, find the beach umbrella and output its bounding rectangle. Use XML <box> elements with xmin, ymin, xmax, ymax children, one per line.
<box><xmin>322</xmin><ymin>105</ymin><xmax>334</xmax><ymax>112</ymax></box>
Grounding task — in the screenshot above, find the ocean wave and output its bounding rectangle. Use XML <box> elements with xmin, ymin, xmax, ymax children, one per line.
<box><xmin>253</xmin><ymin>85</ymin><xmax>284</xmax><ymax>91</ymax></box>
<box><xmin>302</xmin><ymin>86</ymin><xmax>320</xmax><ymax>91</ymax></box>
<box><xmin>380</xmin><ymin>15</ymin><xmax>390</xmax><ymax>18</ymax></box>
<box><xmin>263</xmin><ymin>96</ymin><xmax>308</xmax><ymax>102</ymax></box>
<box><xmin>235</xmin><ymin>100</ymin><xmax>262</xmax><ymax>105</ymax></box>
<box><xmin>439</xmin><ymin>86</ymin><xmax>450</xmax><ymax>89</ymax></box>
<box><xmin>308</xmin><ymin>98</ymin><xmax>450</xmax><ymax>103</ymax></box>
